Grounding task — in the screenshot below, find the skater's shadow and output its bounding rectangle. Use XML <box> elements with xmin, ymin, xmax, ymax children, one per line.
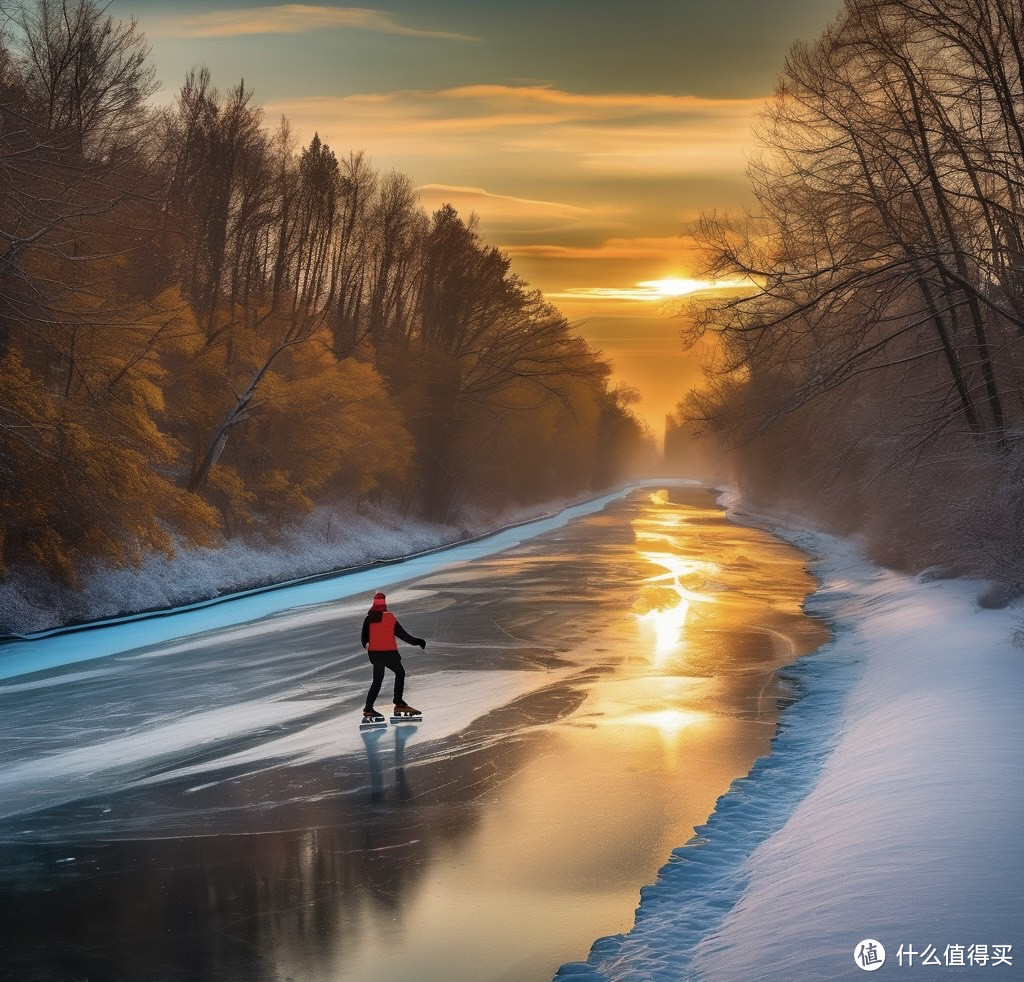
<box><xmin>361</xmin><ymin>725</ymin><xmax>417</xmax><ymax>803</ymax></box>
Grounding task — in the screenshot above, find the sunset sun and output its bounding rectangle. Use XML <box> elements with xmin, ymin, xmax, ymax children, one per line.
<box><xmin>637</xmin><ymin>276</ymin><xmax>713</xmax><ymax>297</ymax></box>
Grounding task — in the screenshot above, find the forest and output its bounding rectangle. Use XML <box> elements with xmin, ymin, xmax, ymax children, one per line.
<box><xmin>682</xmin><ymin>0</ymin><xmax>1024</xmax><ymax>595</ymax></box>
<box><xmin>0</xmin><ymin>0</ymin><xmax>651</xmax><ymax>604</ymax></box>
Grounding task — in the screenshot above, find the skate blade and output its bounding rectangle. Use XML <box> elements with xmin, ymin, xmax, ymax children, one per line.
<box><xmin>390</xmin><ymin>714</ymin><xmax>422</xmax><ymax>724</ymax></box>
<box><xmin>360</xmin><ymin>718</ymin><xmax>388</xmax><ymax>729</ymax></box>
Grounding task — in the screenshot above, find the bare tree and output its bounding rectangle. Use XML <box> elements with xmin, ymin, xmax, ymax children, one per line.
<box><xmin>693</xmin><ymin>0</ymin><xmax>1022</xmax><ymax>449</ymax></box>
<box><xmin>688</xmin><ymin>0</ymin><xmax>1024</xmax><ymax>578</ymax></box>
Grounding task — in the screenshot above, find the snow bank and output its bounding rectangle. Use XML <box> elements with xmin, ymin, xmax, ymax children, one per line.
<box><xmin>0</xmin><ymin>496</ymin><xmax>595</xmax><ymax>636</ymax></box>
<box><xmin>557</xmin><ymin>505</ymin><xmax>1024</xmax><ymax>980</ymax></box>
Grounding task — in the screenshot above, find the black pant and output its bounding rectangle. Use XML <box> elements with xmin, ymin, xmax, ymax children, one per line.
<box><xmin>365</xmin><ymin>650</ymin><xmax>405</xmax><ymax>709</ymax></box>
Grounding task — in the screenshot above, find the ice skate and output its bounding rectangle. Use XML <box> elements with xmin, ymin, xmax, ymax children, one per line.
<box><xmin>360</xmin><ymin>708</ymin><xmax>387</xmax><ymax>728</ymax></box>
<box><xmin>390</xmin><ymin>703</ymin><xmax>423</xmax><ymax>723</ymax></box>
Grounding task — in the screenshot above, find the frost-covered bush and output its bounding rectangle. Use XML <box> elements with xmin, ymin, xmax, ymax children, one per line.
<box><xmin>951</xmin><ymin>440</ymin><xmax>1024</xmax><ymax>595</ymax></box>
<box><xmin>0</xmin><ymin>504</ymin><xmax>457</xmax><ymax>634</ymax></box>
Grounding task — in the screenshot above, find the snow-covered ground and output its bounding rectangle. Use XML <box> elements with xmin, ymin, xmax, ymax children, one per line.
<box><xmin>557</xmin><ymin>498</ymin><xmax>1024</xmax><ymax>981</ymax></box>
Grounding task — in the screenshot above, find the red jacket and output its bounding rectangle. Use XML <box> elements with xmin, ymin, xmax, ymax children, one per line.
<box><xmin>361</xmin><ymin>610</ymin><xmax>424</xmax><ymax>652</ymax></box>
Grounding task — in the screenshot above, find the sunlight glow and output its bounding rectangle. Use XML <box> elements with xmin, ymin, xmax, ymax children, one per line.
<box><xmin>634</xmin><ymin>550</ymin><xmax>717</xmax><ymax>665</ymax></box>
<box><xmin>604</xmin><ymin>708</ymin><xmax>705</xmax><ymax>736</ymax></box>
<box><xmin>545</xmin><ymin>276</ymin><xmax>753</xmax><ymax>304</ymax></box>
<box><xmin>150</xmin><ymin>5</ymin><xmax>483</xmax><ymax>42</ymax></box>
<box><xmin>598</xmin><ymin>704</ymin><xmax>710</xmax><ymax>771</ymax></box>
<box><xmin>637</xmin><ymin>598</ymin><xmax>691</xmax><ymax>653</ymax></box>
<box><xmin>637</xmin><ymin>277</ymin><xmax>716</xmax><ymax>297</ymax></box>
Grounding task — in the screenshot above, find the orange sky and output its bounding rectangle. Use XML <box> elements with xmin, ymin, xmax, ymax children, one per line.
<box><xmin>114</xmin><ymin>0</ymin><xmax>845</xmax><ymax>437</ymax></box>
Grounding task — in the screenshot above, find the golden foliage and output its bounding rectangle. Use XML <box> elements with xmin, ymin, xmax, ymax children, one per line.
<box><xmin>1</xmin><ymin>19</ymin><xmax>649</xmax><ymax>591</ymax></box>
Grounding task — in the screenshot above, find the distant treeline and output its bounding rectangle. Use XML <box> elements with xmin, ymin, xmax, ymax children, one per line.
<box><xmin>684</xmin><ymin>0</ymin><xmax>1024</xmax><ymax>590</ymax></box>
<box><xmin>0</xmin><ymin>0</ymin><xmax>651</xmax><ymax>586</ymax></box>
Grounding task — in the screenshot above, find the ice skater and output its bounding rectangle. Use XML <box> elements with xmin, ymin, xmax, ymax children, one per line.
<box><xmin>360</xmin><ymin>591</ymin><xmax>427</xmax><ymax>727</ymax></box>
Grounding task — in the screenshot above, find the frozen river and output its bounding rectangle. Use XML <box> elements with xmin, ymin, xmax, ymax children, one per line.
<box><xmin>0</xmin><ymin>485</ymin><xmax>826</xmax><ymax>981</ymax></box>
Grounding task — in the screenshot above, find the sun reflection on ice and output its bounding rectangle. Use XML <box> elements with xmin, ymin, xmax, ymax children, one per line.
<box><xmin>635</xmin><ymin>550</ymin><xmax>717</xmax><ymax>666</ymax></box>
<box><xmin>567</xmin><ymin>491</ymin><xmax>727</xmax><ymax>763</ymax></box>
<box><xmin>600</xmin><ymin>705</ymin><xmax>709</xmax><ymax>771</ymax></box>
<box><xmin>637</xmin><ymin>593</ymin><xmax>690</xmax><ymax>655</ymax></box>
<box><xmin>608</xmin><ymin>707</ymin><xmax>704</xmax><ymax>735</ymax></box>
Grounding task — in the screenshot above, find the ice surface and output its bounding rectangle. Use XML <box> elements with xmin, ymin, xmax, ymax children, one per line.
<box><xmin>121</xmin><ymin>667</ymin><xmax>575</xmax><ymax>796</ymax></box>
<box><xmin>0</xmin><ymin>664</ymin><xmax>572</xmax><ymax>825</ymax></box>
<box><xmin>557</xmin><ymin>503</ymin><xmax>1024</xmax><ymax>980</ymax></box>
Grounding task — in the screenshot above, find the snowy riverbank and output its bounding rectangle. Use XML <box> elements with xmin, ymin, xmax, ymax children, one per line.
<box><xmin>0</xmin><ymin>495</ymin><xmax>600</xmax><ymax>637</ymax></box>
<box><xmin>557</xmin><ymin>498</ymin><xmax>1024</xmax><ymax>980</ymax></box>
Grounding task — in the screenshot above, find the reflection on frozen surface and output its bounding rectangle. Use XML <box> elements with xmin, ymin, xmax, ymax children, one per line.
<box><xmin>631</xmin><ymin>491</ymin><xmax>720</xmax><ymax>665</ymax></box>
<box><xmin>0</xmin><ymin>485</ymin><xmax>827</xmax><ymax>982</ymax></box>
<box><xmin>635</xmin><ymin>551</ymin><xmax>716</xmax><ymax>660</ymax></box>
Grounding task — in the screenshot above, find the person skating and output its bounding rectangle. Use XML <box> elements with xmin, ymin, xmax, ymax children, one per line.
<box><xmin>360</xmin><ymin>591</ymin><xmax>426</xmax><ymax>726</ymax></box>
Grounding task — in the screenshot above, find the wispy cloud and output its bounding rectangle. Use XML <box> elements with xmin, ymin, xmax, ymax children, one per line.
<box><xmin>260</xmin><ymin>83</ymin><xmax>765</xmax><ymax>301</ymax></box>
<box><xmin>269</xmin><ymin>83</ymin><xmax>765</xmax><ymax>179</ymax></box>
<box><xmin>345</xmin><ymin>84</ymin><xmax>765</xmax><ymax>136</ymax></box>
<box><xmin>416</xmin><ymin>184</ymin><xmax>594</xmax><ymax>222</ymax></box>
<box><xmin>149</xmin><ymin>4</ymin><xmax>483</xmax><ymax>42</ymax></box>
<box><xmin>356</xmin><ymin>84</ymin><xmax>764</xmax><ymax>112</ymax></box>
<box><xmin>504</xmin><ymin>237</ymin><xmax>696</xmax><ymax>262</ymax></box>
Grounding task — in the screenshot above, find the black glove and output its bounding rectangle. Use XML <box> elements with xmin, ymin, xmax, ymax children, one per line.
<box><xmin>418</xmin><ymin>639</ymin><xmax>427</xmax><ymax>649</ymax></box>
